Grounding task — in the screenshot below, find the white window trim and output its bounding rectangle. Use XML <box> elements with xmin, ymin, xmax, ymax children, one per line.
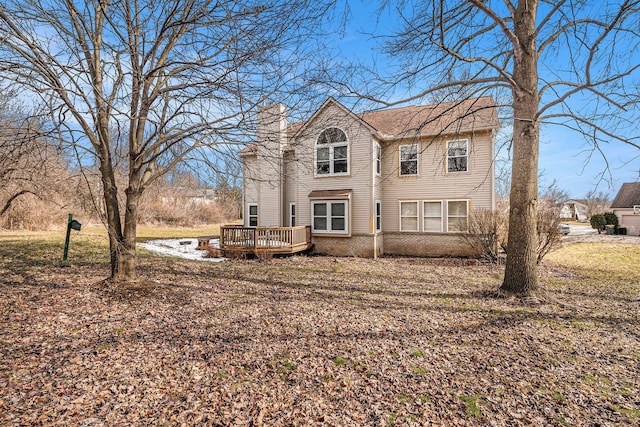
<box><xmin>290</xmin><ymin>202</ymin><xmax>296</xmax><ymax>227</ymax></box>
<box><xmin>375</xmin><ymin>200</ymin><xmax>382</xmax><ymax>232</ymax></box>
<box><xmin>247</xmin><ymin>203</ymin><xmax>258</xmax><ymax>227</ymax></box>
<box><xmin>375</xmin><ymin>142</ymin><xmax>382</xmax><ymax>176</ymax></box>
<box><xmin>446</xmin><ymin>199</ymin><xmax>470</xmax><ymax>232</ymax></box>
<box><xmin>314</xmin><ymin>128</ymin><xmax>350</xmax><ymax>177</ymax></box>
<box><xmin>423</xmin><ymin>200</ymin><xmax>444</xmax><ymax>232</ymax></box>
<box><xmin>311</xmin><ymin>200</ymin><xmax>349</xmax><ymax>234</ymax></box>
<box><xmin>399</xmin><ymin>143</ymin><xmax>419</xmax><ymax>176</ymax></box>
<box><xmin>399</xmin><ymin>200</ymin><xmax>420</xmax><ymax>232</ymax></box>
<box><xmin>446</xmin><ymin>139</ymin><xmax>469</xmax><ymax>174</ymax></box>
<box><xmin>633</xmin><ymin>205</ymin><xmax>640</xmax><ymax>214</ymax></box>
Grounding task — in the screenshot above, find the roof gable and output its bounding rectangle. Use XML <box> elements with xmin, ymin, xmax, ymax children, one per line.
<box><xmin>610</xmin><ymin>182</ymin><xmax>640</xmax><ymax>208</ymax></box>
<box><xmin>290</xmin><ymin>97</ymin><xmax>376</xmax><ymax>140</ymax></box>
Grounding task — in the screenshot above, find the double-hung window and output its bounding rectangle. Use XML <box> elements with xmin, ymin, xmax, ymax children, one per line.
<box><xmin>375</xmin><ymin>200</ymin><xmax>382</xmax><ymax>232</ymax></box>
<box><xmin>423</xmin><ymin>201</ymin><xmax>443</xmax><ymax>232</ymax></box>
<box><xmin>312</xmin><ymin>201</ymin><xmax>348</xmax><ymax>234</ymax></box>
<box><xmin>316</xmin><ymin>128</ymin><xmax>349</xmax><ymax>176</ymax></box>
<box><xmin>290</xmin><ymin>203</ymin><xmax>296</xmax><ymax>227</ymax></box>
<box><xmin>400</xmin><ymin>201</ymin><xmax>419</xmax><ymax>231</ymax></box>
<box><xmin>375</xmin><ymin>142</ymin><xmax>382</xmax><ymax>175</ymax></box>
<box><xmin>398</xmin><ymin>199</ymin><xmax>469</xmax><ymax>232</ymax></box>
<box><xmin>447</xmin><ymin>200</ymin><xmax>468</xmax><ymax>232</ymax></box>
<box><xmin>399</xmin><ymin>144</ymin><xmax>418</xmax><ymax>176</ymax></box>
<box><xmin>447</xmin><ymin>140</ymin><xmax>468</xmax><ymax>173</ymax></box>
<box><xmin>247</xmin><ymin>203</ymin><xmax>258</xmax><ymax>227</ymax></box>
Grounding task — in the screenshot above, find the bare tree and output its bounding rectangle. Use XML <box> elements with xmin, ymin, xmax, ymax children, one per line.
<box><xmin>584</xmin><ymin>189</ymin><xmax>611</xmax><ymax>216</ymax></box>
<box><xmin>0</xmin><ymin>93</ymin><xmax>71</xmax><ymax>228</ymax></box>
<box><xmin>539</xmin><ymin>179</ymin><xmax>569</xmax><ymax>206</ymax></box>
<box><xmin>0</xmin><ymin>0</ymin><xmax>334</xmax><ymax>282</ymax></box>
<box><xmin>348</xmin><ymin>0</ymin><xmax>640</xmax><ymax>296</ymax></box>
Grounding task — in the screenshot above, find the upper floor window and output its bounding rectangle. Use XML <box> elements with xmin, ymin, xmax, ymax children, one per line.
<box><xmin>316</xmin><ymin>128</ymin><xmax>348</xmax><ymax>176</ymax></box>
<box><xmin>375</xmin><ymin>142</ymin><xmax>382</xmax><ymax>175</ymax></box>
<box><xmin>399</xmin><ymin>144</ymin><xmax>418</xmax><ymax>176</ymax></box>
<box><xmin>447</xmin><ymin>140</ymin><xmax>468</xmax><ymax>173</ymax></box>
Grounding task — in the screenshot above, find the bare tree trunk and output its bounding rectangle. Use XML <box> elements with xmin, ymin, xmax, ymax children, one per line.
<box><xmin>501</xmin><ymin>0</ymin><xmax>539</xmax><ymax>295</ymax></box>
<box><xmin>114</xmin><ymin>186</ymin><xmax>139</xmax><ymax>283</ymax></box>
<box><xmin>99</xmin><ymin>159</ymin><xmax>124</xmax><ymax>279</ymax></box>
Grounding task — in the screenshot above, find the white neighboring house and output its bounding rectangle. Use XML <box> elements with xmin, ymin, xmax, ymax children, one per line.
<box><xmin>610</xmin><ymin>182</ymin><xmax>640</xmax><ymax>236</ymax></box>
<box><xmin>240</xmin><ymin>97</ymin><xmax>499</xmax><ymax>257</ymax></box>
<box><xmin>161</xmin><ymin>188</ymin><xmax>218</xmax><ymax>206</ymax></box>
<box><xmin>559</xmin><ymin>199</ymin><xmax>589</xmax><ymax>221</ymax></box>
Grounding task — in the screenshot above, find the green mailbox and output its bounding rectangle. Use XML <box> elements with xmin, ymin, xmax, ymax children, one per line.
<box><xmin>61</xmin><ymin>213</ymin><xmax>82</xmax><ymax>266</ymax></box>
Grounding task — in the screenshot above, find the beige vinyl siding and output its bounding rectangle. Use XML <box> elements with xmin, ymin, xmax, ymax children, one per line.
<box><xmin>381</xmin><ymin>130</ymin><xmax>494</xmax><ymax>232</ymax></box>
<box><xmin>256</xmin><ymin>145</ymin><xmax>282</xmax><ymax>227</ymax></box>
<box><xmin>295</xmin><ymin>102</ymin><xmax>375</xmax><ymax>235</ymax></box>
<box><xmin>242</xmin><ymin>155</ymin><xmax>259</xmax><ymax>226</ymax></box>
<box><xmin>242</xmin><ymin>148</ymin><xmax>285</xmax><ymax>227</ymax></box>
<box><xmin>283</xmin><ymin>151</ymin><xmax>297</xmax><ymax>225</ymax></box>
<box><xmin>373</xmin><ymin>140</ymin><xmax>383</xmax><ymax>234</ymax></box>
<box><xmin>247</xmin><ymin>103</ymin><xmax>287</xmax><ymax>227</ymax></box>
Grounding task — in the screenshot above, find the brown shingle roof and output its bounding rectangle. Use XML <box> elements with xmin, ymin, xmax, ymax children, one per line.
<box><xmin>610</xmin><ymin>182</ymin><xmax>640</xmax><ymax>208</ymax></box>
<box><xmin>308</xmin><ymin>189</ymin><xmax>352</xmax><ymax>198</ymax></box>
<box><xmin>240</xmin><ymin>96</ymin><xmax>498</xmax><ymax>155</ymax></box>
<box><xmin>360</xmin><ymin>96</ymin><xmax>498</xmax><ymax>139</ymax></box>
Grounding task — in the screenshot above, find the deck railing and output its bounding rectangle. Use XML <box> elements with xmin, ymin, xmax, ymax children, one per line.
<box><xmin>220</xmin><ymin>225</ymin><xmax>311</xmax><ymax>254</ymax></box>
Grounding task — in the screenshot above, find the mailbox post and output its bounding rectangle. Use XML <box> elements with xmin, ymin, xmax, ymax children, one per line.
<box><xmin>61</xmin><ymin>213</ymin><xmax>82</xmax><ymax>267</ymax></box>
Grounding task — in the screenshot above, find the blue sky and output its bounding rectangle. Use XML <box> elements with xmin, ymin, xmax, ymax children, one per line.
<box><xmin>325</xmin><ymin>0</ymin><xmax>640</xmax><ymax>200</ymax></box>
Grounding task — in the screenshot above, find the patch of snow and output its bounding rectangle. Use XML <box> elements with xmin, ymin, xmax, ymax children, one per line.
<box><xmin>138</xmin><ymin>238</ymin><xmax>226</xmax><ymax>262</ymax></box>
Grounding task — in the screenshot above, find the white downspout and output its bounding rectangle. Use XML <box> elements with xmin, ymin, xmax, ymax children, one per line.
<box><xmin>372</xmin><ymin>138</ymin><xmax>377</xmax><ymax>259</ymax></box>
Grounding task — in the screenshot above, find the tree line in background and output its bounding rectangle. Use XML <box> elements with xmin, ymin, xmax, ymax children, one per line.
<box><xmin>0</xmin><ymin>95</ymin><xmax>241</xmax><ymax>231</ymax></box>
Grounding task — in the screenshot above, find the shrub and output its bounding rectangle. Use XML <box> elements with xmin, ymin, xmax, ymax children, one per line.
<box><xmin>536</xmin><ymin>205</ymin><xmax>563</xmax><ymax>263</ymax></box>
<box><xmin>462</xmin><ymin>200</ymin><xmax>563</xmax><ymax>264</ymax></box>
<box><xmin>203</xmin><ymin>244</ymin><xmax>223</xmax><ymax>258</ymax></box>
<box><xmin>590</xmin><ymin>213</ymin><xmax>606</xmax><ymax>233</ymax></box>
<box><xmin>223</xmin><ymin>247</ymin><xmax>246</xmax><ymax>260</ymax></box>
<box><xmin>458</xmin><ymin>207</ymin><xmax>507</xmax><ymax>263</ymax></box>
<box><xmin>604</xmin><ymin>211</ymin><xmax>619</xmax><ymax>226</ymax></box>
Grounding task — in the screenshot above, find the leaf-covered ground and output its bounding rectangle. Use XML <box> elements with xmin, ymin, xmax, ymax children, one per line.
<box><xmin>1</xmin><ymin>237</ymin><xmax>639</xmax><ymax>426</ymax></box>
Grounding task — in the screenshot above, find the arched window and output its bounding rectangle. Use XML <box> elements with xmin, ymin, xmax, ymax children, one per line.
<box><xmin>315</xmin><ymin>128</ymin><xmax>348</xmax><ymax>175</ymax></box>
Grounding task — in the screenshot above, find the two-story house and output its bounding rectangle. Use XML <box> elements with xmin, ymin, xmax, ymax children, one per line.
<box><xmin>240</xmin><ymin>96</ymin><xmax>499</xmax><ymax>257</ymax></box>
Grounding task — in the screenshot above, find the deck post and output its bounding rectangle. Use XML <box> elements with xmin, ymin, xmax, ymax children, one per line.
<box><xmin>253</xmin><ymin>228</ymin><xmax>257</xmax><ymax>251</ymax></box>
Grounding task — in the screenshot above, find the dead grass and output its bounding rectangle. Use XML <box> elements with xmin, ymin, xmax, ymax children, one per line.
<box><xmin>1</xmin><ymin>234</ymin><xmax>639</xmax><ymax>426</ymax></box>
<box><xmin>79</xmin><ymin>224</ymin><xmax>222</xmax><ymax>241</ymax></box>
<box><xmin>547</xmin><ymin>242</ymin><xmax>640</xmax><ymax>280</ymax></box>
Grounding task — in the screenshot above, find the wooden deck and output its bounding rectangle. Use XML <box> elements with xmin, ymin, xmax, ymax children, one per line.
<box><xmin>220</xmin><ymin>225</ymin><xmax>312</xmax><ymax>256</ymax></box>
